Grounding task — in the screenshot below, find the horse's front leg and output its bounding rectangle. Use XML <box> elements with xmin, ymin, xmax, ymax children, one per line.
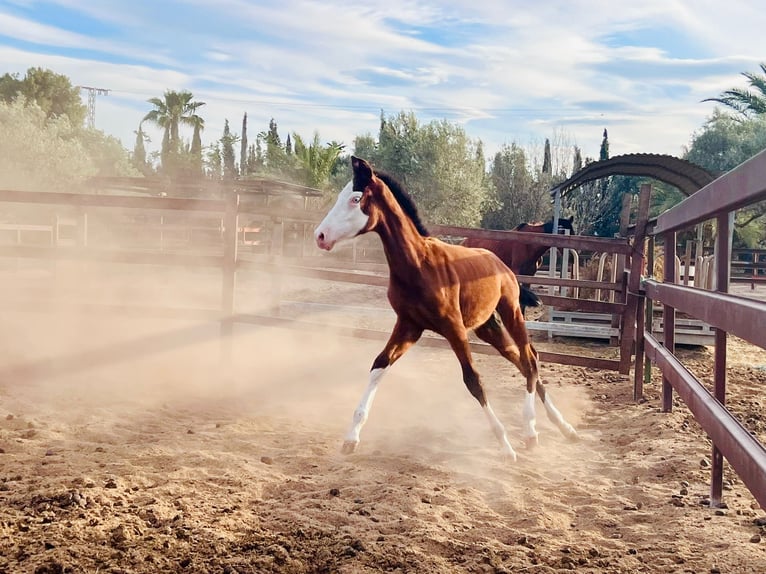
<box><xmin>342</xmin><ymin>319</ymin><xmax>422</xmax><ymax>454</ymax></box>
<box><xmin>444</xmin><ymin>327</ymin><xmax>518</xmax><ymax>461</ymax></box>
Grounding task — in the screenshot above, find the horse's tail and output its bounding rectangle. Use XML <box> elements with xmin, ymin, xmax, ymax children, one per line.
<box><xmin>519</xmin><ymin>285</ymin><xmax>541</xmax><ymax>309</ymax></box>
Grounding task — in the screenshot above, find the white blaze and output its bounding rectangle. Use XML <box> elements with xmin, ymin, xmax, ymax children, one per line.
<box><xmin>314</xmin><ymin>181</ymin><xmax>369</xmax><ymax>251</ymax></box>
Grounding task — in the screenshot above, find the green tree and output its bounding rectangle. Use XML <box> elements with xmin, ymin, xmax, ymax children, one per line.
<box><xmin>684</xmin><ymin>110</ymin><xmax>766</xmax><ymax>247</ymax></box>
<box><xmin>189</xmin><ymin>114</ymin><xmax>204</xmax><ymax>176</ymax></box>
<box><xmin>482</xmin><ymin>143</ymin><xmax>539</xmax><ymax>229</ymax></box>
<box><xmin>132</xmin><ymin>123</ymin><xmax>150</xmax><ymax>175</ymax></box>
<box><xmin>247</xmin><ymin>143</ymin><xmax>259</xmax><ymax>175</ymax></box>
<box><xmin>703</xmin><ymin>63</ymin><xmax>766</xmax><ymax>118</ymax></box>
<box><xmin>0</xmin><ymin>72</ymin><xmax>22</xmax><ymax>103</ymax></box>
<box><xmin>377</xmin><ymin>110</ymin><xmax>421</xmax><ymax>185</ymax></box>
<box><xmin>599</xmin><ymin>128</ymin><xmax>609</xmax><ymax>161</ymax></box>
<box><xmin>142</xmin><ymin>90</ymin><xmax>205</xmax><ymax>177</ymax></box>
<box><xmin>412</xmin><ymin>119</ymin><xmax>488</xmax><ymax>226</ymax></box>
<box><xmin>291</xmin><ymin>132</ymin><xmax>344</xmax><ymax>188</ymax></box>
<box><xmin>0</xmin><ymin>68</ymin><xmax>86</xmax><ymax>126</ymax></box>
<box><xmin>265</xmin><ymin>118</ymin><xmax>286</xmax><ymax>172</ymax></box>
<box><xmin>78</xmin><ymin>129</ymin><xmax>140</xmax><ymax>177</ymax></box>
<box><xmin>561</xmin><ymin>130</ymin><xmax>618</xmax><ymax>236</ymax></box>
<box><xmin>572</xmin><ymin>146</ymin><xmax>583</xmax><ymax>174</ymax></box>
<box><xmin>685</xmin><ymin>109</ymin><xmax>766</xmax><ymax>173</ymax></box>
<box><xmin>353</xmin><ymin>134</ymin><xmax>378</xmax><ymax>165</ymax></box>
<box><xmin>0</xmin><ymin>98</ymin><xmax>93</xmax><ymax>191</ymax></box>
<box><xmin>220</xmin><ymin>119</ymin><xmax>239</xmax><ymax>180</ymax></box>
<box><xmin>542</xmin><ymin>138</ymin><xmax>552</xmax><ymax>175</ymax></box>
<box><xmin>205</xmin><ymin>143</ymin><xmax>222</xmax><ymax>180</ymax></box>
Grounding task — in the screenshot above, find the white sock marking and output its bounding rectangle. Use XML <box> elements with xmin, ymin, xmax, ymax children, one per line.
<box><xmin>522</xmin><ymin>390</ymin><xmax>538</xmax><ymax>440</ymax></box>
<box><xmin>344</xmin><ymin>367</ymin><xmax>386</xmax><ymax>445</ymax></box>
<box><xmin>543</xmin><ymin>394</ymin><xmax>578</xmax><ymax>439</ymax></box>
<box><xmin>483</xmin><ymin>403</ymin><xmax>517</xmax><ymax>460</ymax></box>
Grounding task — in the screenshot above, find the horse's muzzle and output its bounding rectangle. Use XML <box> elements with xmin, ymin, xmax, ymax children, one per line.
<box><xmin>315</xmin><ymin>231</ymin><xmax>335</xmax><ymax>251</ymax></box>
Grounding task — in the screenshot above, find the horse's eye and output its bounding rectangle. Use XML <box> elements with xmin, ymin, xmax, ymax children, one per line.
<box><xmin>351</xmin><ymin>196</ymin><xmax>361</xmax><ymax>204</ymax></box>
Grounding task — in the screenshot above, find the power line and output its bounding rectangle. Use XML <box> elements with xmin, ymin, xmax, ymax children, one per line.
<box><xmin>105</xmin><ymin>87</ymin><xmax>607</xmax><ymax>116</ymax></box>
<box><xmin>78</xmin><ymin>85</ymin><xmax>110</xmax><ymax>129</ymax></box>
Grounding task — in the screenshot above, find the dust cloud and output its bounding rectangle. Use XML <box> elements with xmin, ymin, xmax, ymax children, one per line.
<box><xmin>0</xmin><ymin>240</ymin><xmax>589</xmax><ymax>476</ymax></box>
<box><xmin>2</xmin><ymin>213</ymin><xmax>764</xmax><ymax>573</ymax></box>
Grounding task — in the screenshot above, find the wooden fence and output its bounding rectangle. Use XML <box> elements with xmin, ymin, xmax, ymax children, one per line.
<box><xmin>0</xmin><ymin>181</ymin><xmax>650</xmax><ymax>378</ymax></box>
<box><xmin>634</xmin><ymin>149</ymin><xmax>766</xmax><ymax>510</ymax></box>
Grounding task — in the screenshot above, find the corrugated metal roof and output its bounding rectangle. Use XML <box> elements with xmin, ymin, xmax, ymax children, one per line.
<box><xmin>552</xmin><ymin>153</ymin><xmax>716</xmax><ymax>197</ymax></box>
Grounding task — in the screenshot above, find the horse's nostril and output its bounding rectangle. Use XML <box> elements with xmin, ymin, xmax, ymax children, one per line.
<box><xmin>318</xmin><ymin>232</ymin><xmax>325</xmax><ymax>242</ymax></box>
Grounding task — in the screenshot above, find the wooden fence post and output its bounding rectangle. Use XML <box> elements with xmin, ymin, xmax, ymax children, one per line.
<box><xmin>220</xmin><ymin>192</ymin><xmax>239</xmax><ymax>363</ymax></box>
<box><xmin>618</xmin><ymin>184</ymin><xmax>650</xmax><ymax>375</ymax></box>
<box><xmin>270</xmin><ymin>218</ymin><xmax>284</xmax><ymax>312</ymax></box>
<box><xmin>634</xmin><ymin>235</ymin><xmax>656</xmax><ymax>401</ymax></box>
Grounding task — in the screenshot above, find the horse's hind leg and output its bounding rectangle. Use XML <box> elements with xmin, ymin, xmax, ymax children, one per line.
<box><xmin>342</xmin><ymin>319</ymin><xmax>423</xmax><ymax>454</ymax></box>
<box><xmin>443</xmin><ymin>327</ymin><xmax>517</xmax><ymax>461</ymax></box>
<box><xmin>474</xmin><ymin>314</ymin><xmax>539</xmax><ymax>447</ymax></box>
<box><xmin>495</xmin><ymin>297</ymin><xmax>579</xmax><ymax>444</ymax></box>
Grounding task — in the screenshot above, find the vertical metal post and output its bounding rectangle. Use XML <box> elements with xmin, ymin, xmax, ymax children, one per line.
<box><xmin>550</xmin><ymin>188</ymin><xmax>561</xmax><ymax>295</ymax></box>
<box><xmin>644</xmin><ymin>236</ymin><xmax>655</xmax><ymax>389</ymax></box>
<box><xmin>662</xmin><ymin>230</ymin><xmax>676</xmax><ymax>413</ymax></box>
<box><xmin>710</xmin><ymin>212</ymin><xmax>732</xmax><ymax>507</ymax></box>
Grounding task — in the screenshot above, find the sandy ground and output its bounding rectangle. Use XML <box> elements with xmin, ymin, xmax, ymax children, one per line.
<box><xmin>1</xmin><ymin>265</ymin><xmax>765</xmax><ymax>573</ymax></box>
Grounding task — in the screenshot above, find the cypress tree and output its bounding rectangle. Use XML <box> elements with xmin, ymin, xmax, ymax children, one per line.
<box><xmin>133</xmin><ymin>124</ymin><xmax>147</xmax><ymax>173</ymax></box>
<box><xmin>542</xmin><ymin>138</ymin><xmax>552</xmax><ymax>175</ymax></box>
<box><xmin>222</xmin><ymin>119</ymin><xmax>237</xmax><ymax>180</ymax></box>
<box><xmin>240</xmin><ymin>112</ymin><xmax>248</xmax><ymax>176</ymax></box>
<box><xmin>572</xmin><ymin>146</ymin><xmax>583</xmax><ymax>174</ymax></box>
<box><xmin>599</xmin><ymin>128</ymin><xmax>609</xmax><ymax>161</ymax></box>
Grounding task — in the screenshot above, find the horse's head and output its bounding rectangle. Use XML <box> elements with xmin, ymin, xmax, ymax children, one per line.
<box><xmin>314</xmin><ymin>156</ymin><xmax>377</xmax><ymax>251</ymax></box>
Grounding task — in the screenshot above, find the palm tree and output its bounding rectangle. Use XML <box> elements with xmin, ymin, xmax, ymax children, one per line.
<box><xmin>143</xmin><ymin>90</ymin><xmax>205</xmax><ymax>176</ymax></box>
<box><xmin>291</xmin><ymin>132</ymin><xmax>344</xmax><ymax>188</ymax></box>
<box><xmin>703</xmin><ymin>63</ymin><xmax>766</xmax><ymax>117</ymax></box>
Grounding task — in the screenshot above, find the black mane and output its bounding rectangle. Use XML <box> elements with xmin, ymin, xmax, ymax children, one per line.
<box><xmin>376</xmin><ymin>171</ymin><xmax>430</xmax><ymax>237</ymax></box>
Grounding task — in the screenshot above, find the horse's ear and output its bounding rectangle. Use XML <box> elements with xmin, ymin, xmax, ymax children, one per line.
<box><xmin>351</xmin><ymin>156</ymin><xmax>373</xmax><ymax>189</ymax></box>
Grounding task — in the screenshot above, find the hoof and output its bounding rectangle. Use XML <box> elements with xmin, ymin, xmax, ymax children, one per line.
<box><xmin>566</xmin><ymin>430</ymin><xmax>580</xmax><ymax>443</ymax></box>
<box><xmin>502</xmin><ymin>448</ymin><xmax>518</xmax><ymax>463</ymax></box>
<box><xmin>524</xmin><ymin>434</ymin><xmax>539</xmax><ymax>449</ymax></box>
<box><xmin>341</xmin><ymin>441</ymin><xmax>358</xmax><ymax>455</ymax></box>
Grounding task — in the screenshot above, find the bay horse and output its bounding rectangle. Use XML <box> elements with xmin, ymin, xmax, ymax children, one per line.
<box><xmin>462</xmin><ymin>217</ymin><xmax>575</xmax><ymax>313</ymax></box>
<box><xmin>314</xmin><ymin>156</ymin><xmax>578</xmax><ymax>460</ymax></box>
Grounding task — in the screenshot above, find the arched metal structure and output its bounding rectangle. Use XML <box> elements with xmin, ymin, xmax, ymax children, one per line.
<box><xmin>552</xmin><ymin>153</ymin><xmax>716</xmax><ymax>199</ymax></box>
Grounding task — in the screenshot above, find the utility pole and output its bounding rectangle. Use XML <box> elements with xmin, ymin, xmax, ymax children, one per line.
<box><xmin>78</xmin><ymin>86</ymin><xmax>110</xmax><ymax>129</ymax></box>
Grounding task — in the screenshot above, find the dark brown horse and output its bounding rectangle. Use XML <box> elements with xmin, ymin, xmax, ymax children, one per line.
<box><xmin>462</xmin><ymin>217</ymin><xmax>574</xmax><ymax>313</ymax></box>
<box><xmin>314</xmin><ymin>156</ymin><xmax>578</xmax><ymax>460</ymax></box>
<box><xmin>462</xmin><ymin>217</ymin><xmax>575</xmax><ymax>278</ymax></box>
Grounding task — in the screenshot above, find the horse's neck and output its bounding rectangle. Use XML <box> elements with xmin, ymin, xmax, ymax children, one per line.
<box><xmin>374</xmin><ymin>204</ymin><xmax>427</xmax><ymax>279</ymax></box>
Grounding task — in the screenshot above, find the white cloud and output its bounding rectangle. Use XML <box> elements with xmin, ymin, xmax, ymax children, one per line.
<box><xmin>2</xmin><ymin>0</ymin><xmax>765</xmax><ymax>161</ymax></box>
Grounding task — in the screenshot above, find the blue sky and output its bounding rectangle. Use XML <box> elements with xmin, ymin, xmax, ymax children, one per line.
<box><xmin>1</xmin><ymin>0</ymin><xmax>764</xmax><ymax>170</ymax></box>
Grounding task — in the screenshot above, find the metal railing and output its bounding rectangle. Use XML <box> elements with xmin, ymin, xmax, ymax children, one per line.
<box><xmin>634</xmin><ymin>149</ymin><xmax>766</xmax><ymax>509</ymax></box>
